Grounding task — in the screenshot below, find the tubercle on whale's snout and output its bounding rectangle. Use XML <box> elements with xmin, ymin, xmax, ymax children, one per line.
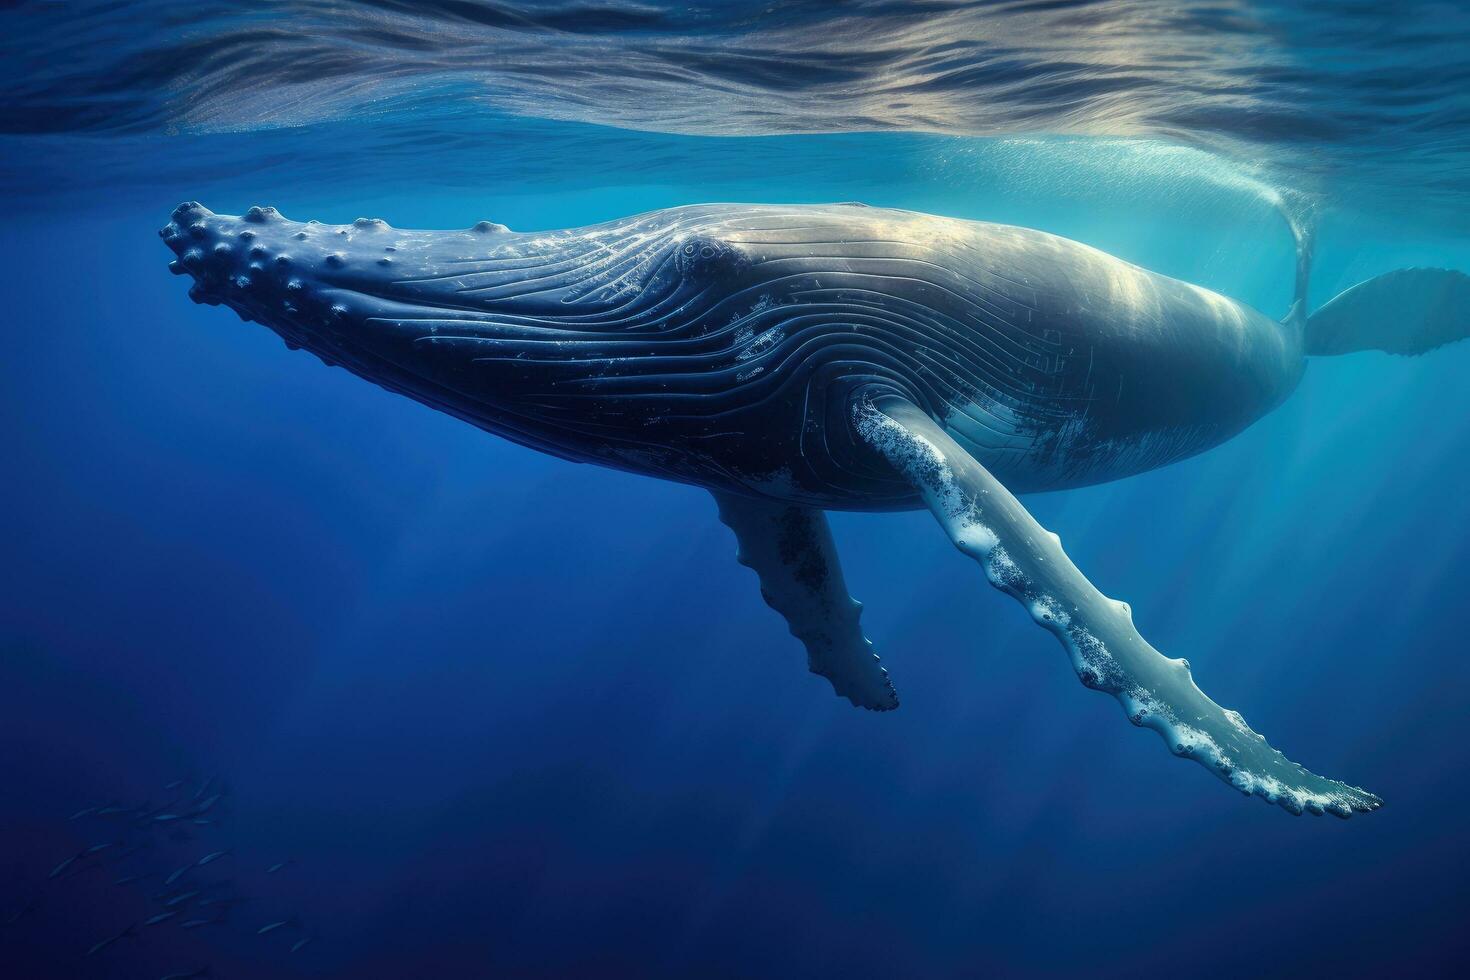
<box><xmin>160</xmin><ymin>202</ymin><xmax>302</xmax><ymax>323</ymax></box>
<box><xmin>158</xmin><ymin>202</ymin><xmax>386</xmax><ymax>362</ymax></box>
<box><xmin>159</xmin><ymin>201</ymin><xmax>531</xmax><ymax>380</ymax></box>
<box><xmin>159</xmin><ymin>202</ymin><xmax>511</xmax><ymax>332</ymax></box>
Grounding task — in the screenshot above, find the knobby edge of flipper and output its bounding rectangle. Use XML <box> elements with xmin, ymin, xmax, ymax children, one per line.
<box><xmin>713</xmin><ymin>491</ymin><xmax>899</xmax><ymax>711</ymax></box>
<box><xmin>852</xmin><ymin>394</ymin><xmax>1382</xmax><ymax>817</ymax></box>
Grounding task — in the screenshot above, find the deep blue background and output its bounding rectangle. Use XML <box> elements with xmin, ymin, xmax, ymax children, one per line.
<box><xmin>2</xmin><ymin>129</ymin><xmax>1469</xmax><ymax>978</ymax></box>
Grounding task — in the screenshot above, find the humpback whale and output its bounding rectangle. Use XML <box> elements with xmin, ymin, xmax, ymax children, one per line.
<box><xmin>161</xmin><ymin>201</ymin><xmax>1470</xmax><ymax>817</ymax></box>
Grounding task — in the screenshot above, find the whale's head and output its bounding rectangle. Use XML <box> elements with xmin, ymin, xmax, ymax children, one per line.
<box><xmin>159</xmin><ymin>201</ymin><xmax>682</xmax><ymax>460</ymax></box>
<box><xmin>159</xmin><ymin>201</ymin><xmax>838</xmax><ymax>487</ymax></box>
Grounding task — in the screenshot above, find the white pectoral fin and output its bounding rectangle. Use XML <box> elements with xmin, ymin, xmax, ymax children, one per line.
<box><xmin>713</xmin><ymin>491</ymin><xmax>898</xmax><ymax>711</ymax></box>
<box><xmin>855</xmin><ymin>396</ymin><xmax>1381</xmax><ymax>817</ymax></box>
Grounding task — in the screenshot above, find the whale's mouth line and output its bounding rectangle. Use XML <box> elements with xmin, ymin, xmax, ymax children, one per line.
<box><xmin>317</xmin><ymin>285</ymin><xmax>589</xmax><ymax>337</ymax></box>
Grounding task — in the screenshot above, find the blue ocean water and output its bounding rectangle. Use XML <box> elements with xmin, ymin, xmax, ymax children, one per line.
<box><xmin>2</xmin><ymin>2</ymin><xmax>1469</xmax><ymax>977</ymax></box>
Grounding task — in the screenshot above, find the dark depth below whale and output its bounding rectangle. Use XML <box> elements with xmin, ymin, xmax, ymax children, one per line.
<box><xmin>162</xmin><ymin>200</ymin><xmax>1470</xmax><ymax>817</ymax></box>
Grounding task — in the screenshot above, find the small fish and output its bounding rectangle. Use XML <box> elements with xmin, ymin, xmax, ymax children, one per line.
<box><xmin>86</xmin><ymin>922</ymin><xmax>136</xmax><ymax>956</ymax></box>
<box><xmin>291</xmin><ymin>935</ymin><xmax>313</xmax><ymax>953</ymax></box>
<box><xmin>164</xmin><ymin>779</ymin><xmax>187</xmax><ymax>791</ymax></box>
<box><xmin>257</xmin><ymin>918</ymin><xmax>296</xmax><ymax>935</ymax></box>
<box><xmin>159</xmin><ymin>966</ymin><xmax>211</xmax><ymax>980</ymax></box>
<box><xmin>139</xmin><ymin>799</ymin><xmax>176</xmax><ymax>818</ymax></box>
<box><xmin>84</xmin><ymin>841</ymin><xmax>118</xmax><ymax>856</ymax></box>
<box><xmin>166</xmin><ymin>890</ymin><xmax>200</xmax><ymax>908</ymax></box>
<box><xmin>198</xmin><ymin>895</ymin><xmax>248</xmax><ymax>909</ymax></box>
<box><xmin>196</xmin><ymin>850</ymin><xmax>229</xmax><ymax>867</ymax></box>
<box><xmin>153</xmin><ymin>813</ymin><xmax>182</xmax><ymax>823</ymax></box>
<box><xmin>165</xmin><ymin>863</ymin><xmax>192</xmax><ymax>886</ymax></box>
<box><xmin>4</xmin><ymin>899</ymin><xmax>38</xmax><ymax>925</ymax></box>
<box><xmin>144</xmin><ymin>910</ymin><xmax>178</xmax><ymax>926</ymax></box>
<box><xmin>192</xmin><ymin>818</ymin><xmax>214</xmax><ymax>826</ymax></box>
<box><xmin>114</xmin><ymin>871</ymin><xmax>155</xmax><ymax>886</ymax></box>
<box><xmin>48</xmin><ymin>854</ymin><xmax>79</xmax><ymax>879</ymax></box>
<box><xmin>69</xmin><ymin>806</ymin><xmax>99</xmax><ymax>821</ymax></box>
<box><xmin>96</xmin><ymin>804</ymin><xmax>130</xmax><ymax>817</ymax></box>
<box><xmin>192</xmin><ymin>793</ymin><xmax>222</xmax><ymax>815</ymax></box>
<box><xmin>180</xmin><ymin>913</ymin><xmax>226</xmax><ymax>929</ymax></box>
<box><xmin>193</xmin><ymin>778</ymin><xmax>213</xmax><ymax>802</ymax></box>
<box><xmin>266</xmin><ymin>860</ymin><xmax>291</xmax><ymax>874</ymax></box>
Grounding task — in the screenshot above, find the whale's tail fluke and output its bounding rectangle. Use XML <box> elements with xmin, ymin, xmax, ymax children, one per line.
<box><xmin>1304</xmin><ymin>267</ymin><xmax>1470</xmax><ymax>356</ymax></box>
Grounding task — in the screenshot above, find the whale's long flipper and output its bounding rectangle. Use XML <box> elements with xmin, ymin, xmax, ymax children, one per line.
<box><xmin>713</xmin><ymin>492</ymin><xmax>898</xmax><ymax>711</ymax></box>
<box><xmin>854</xmin><ymin>396</ymin><xmax>1382</xmax><ymax>816</ymax></box>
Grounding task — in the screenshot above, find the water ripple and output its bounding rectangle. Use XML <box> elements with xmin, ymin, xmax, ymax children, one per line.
<box><xmin>3</xmin><ymin>1</ymin><xmax>1469</xmax><ymax>222</ymax></box>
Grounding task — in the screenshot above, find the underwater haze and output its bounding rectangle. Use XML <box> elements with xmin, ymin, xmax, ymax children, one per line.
<box><xmin>3</xmin><ymin>2</ymin><xmax>1469</xmax><ymax>978</ymax></box>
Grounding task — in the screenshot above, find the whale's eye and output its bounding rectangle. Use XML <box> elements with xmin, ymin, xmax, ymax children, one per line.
<box><xmin>675</xmin><ymin>236</ymin><xmax>738</xmax><ymax>278</ymax></box>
